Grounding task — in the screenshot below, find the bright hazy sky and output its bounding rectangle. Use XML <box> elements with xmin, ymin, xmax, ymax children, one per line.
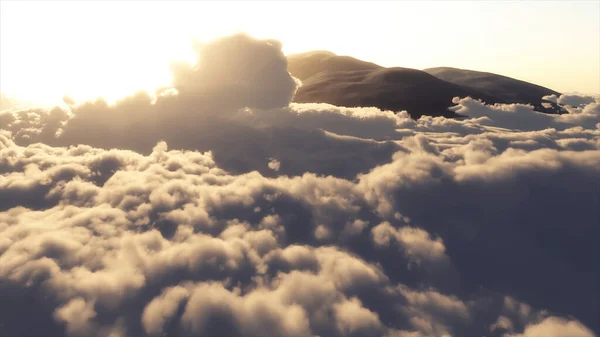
<box><xmin>1</xmin><ymin>1</ymin><xmax>599</xmax><ymax>106</ymax></box>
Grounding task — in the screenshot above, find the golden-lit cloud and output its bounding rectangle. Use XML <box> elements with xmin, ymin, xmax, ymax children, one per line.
<box><xmin>1</xmin><ymin>5</ymin><xmax>599</xmax><ymax>337</ymax></box>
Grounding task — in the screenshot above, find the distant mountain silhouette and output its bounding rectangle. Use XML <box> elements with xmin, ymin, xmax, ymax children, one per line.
<box><xmin>287</xmin><ymin>52</ymin><xmax>562</xmax><ymax>118</ymax></box>
<box><xmin>424</xmin><ymin>67</ymin><xmax>563</xmax><ymax>114</ymax></box>
<box><xmin>287</xmin><ymin>51</ymin><xmax>382</xmax><ymax>81</ymax></box>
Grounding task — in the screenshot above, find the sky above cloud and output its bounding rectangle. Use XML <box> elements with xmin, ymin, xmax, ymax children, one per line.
<box><xmin>1</xmin><ymin>1</ymin><xmax>599</xmax><ymax>107</ymax></box>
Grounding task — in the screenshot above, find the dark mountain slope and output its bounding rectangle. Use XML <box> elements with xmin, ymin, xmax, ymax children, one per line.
<box><xmin>288</xmin><ymin>52</ymin><xmax>502</xmax><ymax>118</ymax></box>
<box><xmin>287</xmin><ymin>50</ymin><xmax>382</xmax><ymax>81</ymax></box>
<box><xmin>424</xmin><ymin>67</ymin><xmax>562</xmax><ymax>113</ymax></box>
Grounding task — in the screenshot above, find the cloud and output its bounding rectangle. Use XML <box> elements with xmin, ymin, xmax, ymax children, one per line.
<box><xmin>556</xmin><ymin>94</ymin><xmax>596</xmax><ymax>108</ymax></box>
<box><xmin>449</xmin><ymin>95</ymin><xmax>600</xmax><ymax>131</ymax></box>
<box><xmin>0</xmin><ymin>34</ymin><xmax>404</xmax><ymax>180</ymax></box>
<box><xmin>371</xmin><ymin>221</ymin><xmax>449</xmax><ymax>268</ymax></box>
<box><xmin>268</xmin><ymin>158</ymin><xmax>281</xmax><ymax>171</ymax></box>
<box><xmin>2</xmin><ymin>115</ymin><xmax>598</xmax><ymax>336</ymax></box>
<box><xmin>506</xmin><ymin>317</ymin><xmax>595</xmax><ymax>337</ymax></box>
<box><xmin>1</xmin><ymin>33</ymin><xmax>599</xmax><ymax>337</ymax></box>
<box><xmin>171</xmin><ymin>33</ymin><xmax>298</xmax><ymax>112</ymax></box>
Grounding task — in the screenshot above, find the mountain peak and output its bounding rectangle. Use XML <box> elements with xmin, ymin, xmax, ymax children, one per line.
<box><xmin>287</xmin><ymin>52</ymin><xmax>563</xmax><ymax>118</ymax></box>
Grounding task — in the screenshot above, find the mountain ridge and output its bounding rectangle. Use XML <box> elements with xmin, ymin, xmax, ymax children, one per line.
<box><xmin>287</xmin><ymin>51</ymin><xmax>562</xmax><ymax>118</ymax></box>
<box><xmin>424</xmin><ymin>66</ymin><xmax>562</xmax><ymax>113</ymax></box>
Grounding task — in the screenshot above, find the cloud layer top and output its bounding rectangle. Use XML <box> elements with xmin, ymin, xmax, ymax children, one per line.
<box><xmin>1</xmin><ymin>34</ymin><xmax>599</xmax><ymax>337</ymax></box>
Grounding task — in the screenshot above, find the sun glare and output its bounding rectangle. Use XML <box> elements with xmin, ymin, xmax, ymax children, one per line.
<box><xmin>1</xmin><ymin>1</ymin><xmax>323</xmax><ymax>107</ymax></box>
<box><xmin>1</xmin><ymin>1</ymin><xmax>599</xmax><ymax>107</ymax></box>
<box><xmin>0</xmin><ymin>2</ymin><xmax>214</xmax><ymax>106</ymax></box>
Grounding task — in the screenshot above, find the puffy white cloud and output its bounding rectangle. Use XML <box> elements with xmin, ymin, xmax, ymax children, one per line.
<box><xmin>506</xmin><ymin>317</ymin><xmax>596</xmax><ymax>337</ymax></box>
<box><xmin>393</xmin><ymin>285</ymin><xmax>470</xmax><ymax>337</ymax></box>
<box><xmin>1</xmin><ymin>33</ymin><xmax>599</xmax><ymax>337</ymax></box>
<box><xmin>2</xmin><ymin>119</ymin><xmax>597</xmax><ymax>336</ymax></box>
<box><xmin>171</xmin><ymin>34</ymin><xmax>298</xmax><ymax>112</ymax></box>
<box><xmin>268</xmin><ymin>158</ymin><xmax>281</xmax><ymax>171</ymax></box>
<box><xmin>371</xmin><ymin>221</ymin><xmax>448</xmax><ymax>268</ymax></box>
<box><xmin>490</xmin><ymin>315</ymin><xmax>514</xmax><ymax>333</ymax></box>
<box><xmin>556</xmin><ymin>94</ymin><xmax>596</xmax><ymax>107</ymax></box>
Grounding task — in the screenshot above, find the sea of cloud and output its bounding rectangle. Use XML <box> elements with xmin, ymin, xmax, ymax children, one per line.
<box><xmin>1</xmin><ymin>34</ymin><xmax>598</xmax><ymax>337</ymax></box>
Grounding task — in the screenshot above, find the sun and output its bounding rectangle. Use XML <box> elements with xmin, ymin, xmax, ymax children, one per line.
<box><xmin>0</xmin><ymin>1</ymin><xmax>331</xmax><ymax>107</ymax></box>
<box><xmin>0</xmin><ymin>2</ymin><xmax>218</xmax><ymax>106</ymax></box>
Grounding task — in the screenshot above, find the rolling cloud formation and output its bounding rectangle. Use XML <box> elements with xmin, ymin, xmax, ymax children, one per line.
<box><xmin>1</xmin><ymin>34</ymin><xmax>599</xmax><ymax>337</ymax></box>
